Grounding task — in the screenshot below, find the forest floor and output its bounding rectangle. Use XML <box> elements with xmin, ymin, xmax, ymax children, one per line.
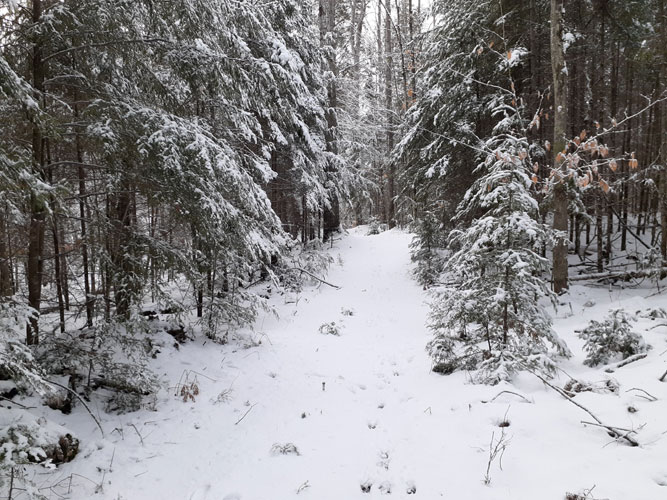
<box><xmin>18</xmin><ymin>228</ymin><xmax>667</xmax><ymax>499</ymax></box>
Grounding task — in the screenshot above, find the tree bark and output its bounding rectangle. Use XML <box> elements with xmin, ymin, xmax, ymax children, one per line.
<box><xmin>660</xmin><ymin>0</ymin><xmax>667</xmax><ymax>261</ymax></box>
<box><xmin>0</xmin><ymin>206</ymin><xmax>12</xmax><ymax>297</ymax></box>
<box><xmin>385</xmin><ymin>0</ymin><xmax>396</xmax><ymax>228</ymax></box>
<box><xmin>551</xmin><ymin>0</ymin><xmax>569</xmax><ymax>293</ymax></box>
<box><xmin>27</xmin><ymin>0</ymin><xmax>46</xmax><ymax>344</ymax></box>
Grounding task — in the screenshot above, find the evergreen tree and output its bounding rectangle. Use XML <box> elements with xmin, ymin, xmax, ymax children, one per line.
<box><xmin>427</xmin><ymin>97</ymin><xmax>570</xmax><ymax>384</ymax></box>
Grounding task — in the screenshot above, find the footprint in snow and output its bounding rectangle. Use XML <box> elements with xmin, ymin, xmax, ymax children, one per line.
<box><xmin>360</xmin><ymin>480</ymin><xmax>372</xmax><ymax>493</ymax></box>
<box><xmin>378</xmin><ymin>481</ymin><xmax>392</xmax><ymax>495</ymax></box>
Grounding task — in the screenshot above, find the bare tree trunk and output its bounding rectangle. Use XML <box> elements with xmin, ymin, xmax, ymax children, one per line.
<box><xmin>0</xmin><ymin>206</ymin><xmax>12</xmax><ymax>297</ymax></box>
<box><xmin>551</xmin><ymin>0</ymin><xmax>569</xmax><ymax>293</ymax></box>
<box><xmin>385</xmin><ymin>0</ymin><xmax>396</xmax><ymax>228</ymax></box>
<box><xmin>660</xmin><ymin>0</ymin><xmax>667</xmax><ymax>261</ymax></box>
<box><xmin>47</xmin><ymin>147</ymin><xmax>65</xmax><ymax>334</ymax></box>
<box><xmin>111</xmin><ymin>175</ymin><xmax>136</xmax><ymax>319</ymax></box>
<box><xmin>596</xmin><ymin>191</ymin><xmax>604</xmax><ymax>273</ymax></box>
<box><xmin>73</xmin><ymin>88</ymin><xmax>94</xmax><ymax>326</ymax></box>
<box><xmin>27</xmin><ymin>0</ymin><xmax>46</xmax><ymax>344</ymax></box>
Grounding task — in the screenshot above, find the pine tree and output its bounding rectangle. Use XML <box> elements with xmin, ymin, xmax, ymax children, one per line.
<box><xmin>427</xmin><ymin>98</ymin><xmax>570</xmax><ymax>384</ymax></box>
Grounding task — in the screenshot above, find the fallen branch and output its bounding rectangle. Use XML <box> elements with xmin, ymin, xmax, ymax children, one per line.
<box><xmin>604</xmin><ymin>353</ymin><xmax>648</xmax><ymax>373</ymax></box>
<box><xmin>522</xmin><ymin>367</ymin><xmax>639</xmax><ymax>446</ymax></box>
<box><xmin>660</xmin><ymin>369</ymin><xmax>667</xmax><ymax>382</ymax></box>
<box><xmin>234</xmin><ymin>403</ymin><xmax>257</xmax><ymax>425</ymax></box>
<box><xmin>580</xmin><ymin>421</ymin><xmax>634</xmax><ymax>433</ymax></box>
<box><xmin>0</xmin><ymin>396</ymin><xmax>35</xmax><ymax>410</ymax></box>
<box><xmin>570</xmin><ymin>268</ymin><xmax>667</xmax><ymax>283</ymax></box>
<box><xmin>46</xmin><ymin>379</ymin><xmax>104</xmax><ymax>437</ymax></box>
<box><xmin>291</xmin><ymin>267</ymin><xmax>341</xmax><ymax>289</ymax></box>
<box><xmin>481</xmin><ymin>390</ymin><xmax>532</xmax><ymax>404</ymax></box>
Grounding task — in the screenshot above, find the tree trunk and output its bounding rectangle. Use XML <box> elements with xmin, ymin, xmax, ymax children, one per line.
<box><xmin>320</xmin><ymin>0</ymin><xmax>340</xmax><ymax>241</ymax></box>
<box><xmin>26</xmin><ymin>0</ymin><xmax>46</xmax><ymax>345</ymax></box>
<box><xmin>0</xmin><ymin>206</ymin><xmax>12</xmax><ymax>297</ymax></box>
<box><xmin>551</xmin><ymin>0</ymin><xmax>569</xmax><ymax>293</ymax></box>
<box><xmin>660</xmin><ymin>0</ymin><xmax>667</xmax><ymax>261</ymax></box>
<box><xmin>385</xmin><ymin>0</ymin><xmax>396</xmax><ymax>228</ymax></box>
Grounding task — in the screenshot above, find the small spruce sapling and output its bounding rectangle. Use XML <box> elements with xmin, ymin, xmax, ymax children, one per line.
<box><xmin>427</xmin><ymin>93</ymin><xmax>570</xmax><ymax>384</ymax></box>
<box><xmin>410</xmin><ymin>210</ymin><xmax>445</xmax><ymax>287</ymax></box>
<box><xmin>578</xmin><ymin>309</ymin><xmax>649</xmax><ymax>367</ymax></box>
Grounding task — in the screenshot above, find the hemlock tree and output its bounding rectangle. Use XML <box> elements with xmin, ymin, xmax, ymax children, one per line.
<box><xmin>0</xmin><ymin>0</ymin><xmax>352</xmax><ymax>416</ymax></box>
<box><xmin>395</xmin><ymin>0</ymin><xmax>495</xmax><ymax>230</ymax></box>
<box><xmin>427</xmin><ymin>100</ymin><xmax>570</xmax><ymax>384</ymax></box>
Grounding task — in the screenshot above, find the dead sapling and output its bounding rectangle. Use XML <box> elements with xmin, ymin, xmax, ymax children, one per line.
<box><xmin>483</xmin><ymin>430</ymin><xmax>510</xmax><ymax>485</ymax></box>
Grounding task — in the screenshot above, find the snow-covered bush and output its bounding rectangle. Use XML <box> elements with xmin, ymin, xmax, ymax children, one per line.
<box><xmin>0</xmin><ymin>408</ymin><xmax>78</xmax><ymax>497</ymax></box>
<box><xmin>318</xmin><ymin>321</ymin><xmax>341</xmax><ymax>336</ymax></box>
<box><xmin>202</xmin><ymin>290</ymin><xmax>268</xmax><ymax>343</ymax></box>
<box><xmin>578</xmin><ymin>309</ymin><xmax>649</xmax><ymax>367</ymax></box>
<box><xmin>270</xmin><ymin>443</ymin><xmax>300</xmax><ymax>456</ymax></box>
<box><xmin>36</xmin><ymin>318</ymin><xmax>159</xmax><ymax>411</ymax></box>
<box><xmin>367</xmin><ymin>218</ymin><xmax>384</xmax><ymax>235</ymax></box>
<box><xmin>0</xmin><ymin>297</ymin><xmax>50</xmax><ymax>395</ymax></box>
<box><xmin>410</xmin><ymin>210</ymin><xmax>445</xmax><ymax>287</ymax></box>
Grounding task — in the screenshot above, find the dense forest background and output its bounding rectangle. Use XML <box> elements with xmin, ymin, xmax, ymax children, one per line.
<box><xmin>0</xmin><ymin>0</ymin><xmax>666</xmax><ymax>482</ymax></box>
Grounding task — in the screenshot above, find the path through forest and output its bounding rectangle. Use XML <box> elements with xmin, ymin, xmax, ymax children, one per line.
<box><xmin>64</xmin><ymin>228</ymin><xmax>667</xmax><ymax>500</ymax></box>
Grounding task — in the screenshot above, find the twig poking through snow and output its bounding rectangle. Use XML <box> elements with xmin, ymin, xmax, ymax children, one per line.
<box><xmin>481</xmin><ymin>390</ymin><xmax>532</xmax><ymax>404</ymax></box>
<box><xmin>129</xmin><ymin>423</ymin><xmax>144</xmax><ymax>445</ymax></box>
<box><xmin>483</xmin><ymin>430</ymin><xmax>509</xmax><ymax>485</ymax></box>
<box><xmin>626</xmin><ymin>388</ymin><xmax>658</xmax><ymax>402</ymax></box>
<box><xmin>296</xmin><ymin>480</ymin><xmax>310</xmax><ymax>494</ymax></box>
<box><xmin>234</xmin><ymin>403</ymin><xmax>257</xmax><ymax>425</ymax></box>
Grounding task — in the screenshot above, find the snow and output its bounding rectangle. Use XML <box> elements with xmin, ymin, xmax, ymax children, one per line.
<box><xmin>10</xmin><ymin>229</ymin><xmax>667</xmax><ymax>499</ymax></box>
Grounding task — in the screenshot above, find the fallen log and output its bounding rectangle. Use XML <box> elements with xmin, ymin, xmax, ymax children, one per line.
<box><xmin>570</xmin><ymin>268</ymin><xmax>667</xmax><ymax>282</ymax></box>
<box><xmin>604</xmin><ymin>353</ymin><xmax>649</xmax><ymax>373</ymax></box>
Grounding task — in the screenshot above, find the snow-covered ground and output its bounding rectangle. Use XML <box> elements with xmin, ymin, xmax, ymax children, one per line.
<box><xmin>14</xmin><ymin>228</ymin><xmax>667</xmax><ymax>499</ymax></box>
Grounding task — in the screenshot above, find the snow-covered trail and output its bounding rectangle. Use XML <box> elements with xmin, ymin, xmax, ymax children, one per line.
<box><xmin>75</xmin><ymin>227</ymin><xmax>460</xmax><ymax>500</ymax></box>
<box><xmin>63</xmin><ymin>228</ymin><xmax>667</xmax><ymax>500</ymax></box>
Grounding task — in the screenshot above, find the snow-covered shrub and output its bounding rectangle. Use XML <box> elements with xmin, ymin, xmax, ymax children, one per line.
<box><xmin>0</xmin><ymin>297</ymin><xmax>50</xmax><ymax>395</ymax></box>
<box><xmin>639</xmin><ymin>307</ymin><xmax>667</xmax><ymax>320</ymax></box>
<box><xmin>563</xmin><ymin>377</ymin><xmax>619</xmax><ymax>395</ymax></box>
<box><xmin>201</xmin><ymin>290</ymin><xmax>268</xmax><ymax>343</ymax></box>
<box><xmin>410</xmin><ymin>210</ymin><xmax>445</xmax><ymax>287</ymax></box>
<box><xmin>0</xmin><ymin>409</ymin><xmax>79</xmax><ymax>473</ymax></box>
<box><xmin>273</xmin><ymin>239</ymin><xmax>334</xmax><ymax>296</ymax></box>
<box><xmin>35</xmin><ymin>319</ymin><xmax>159</xmax><ymax>411</ymax></box>
<box><xmin>578</xmin><ymin>309</ymin><xmax>649</xmax><ymax>367</ymax></box>
<box><xmin>367</xmin><ymin>218</ymin><xmax>382</xmax><ymax>235</ymax></box>
<box><xmin>318</xmin><ymin>321</ymin><xmax>341</xmax><ymax>336</ymax></box>
<box><xmin>270</xmin><ymin>443</ymin><xmax>300</xmax><ymax>456</ymax></box>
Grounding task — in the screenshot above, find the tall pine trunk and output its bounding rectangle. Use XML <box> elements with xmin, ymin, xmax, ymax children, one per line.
<box><xmin>551</xmin><ymin>0</ymin><xmax>569</xmax><ymax>293</ymax></box>
<box><xmin>27</xmin><ymin>0</ymin><xmax>46</xmax><ymax>344</ymax></box>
